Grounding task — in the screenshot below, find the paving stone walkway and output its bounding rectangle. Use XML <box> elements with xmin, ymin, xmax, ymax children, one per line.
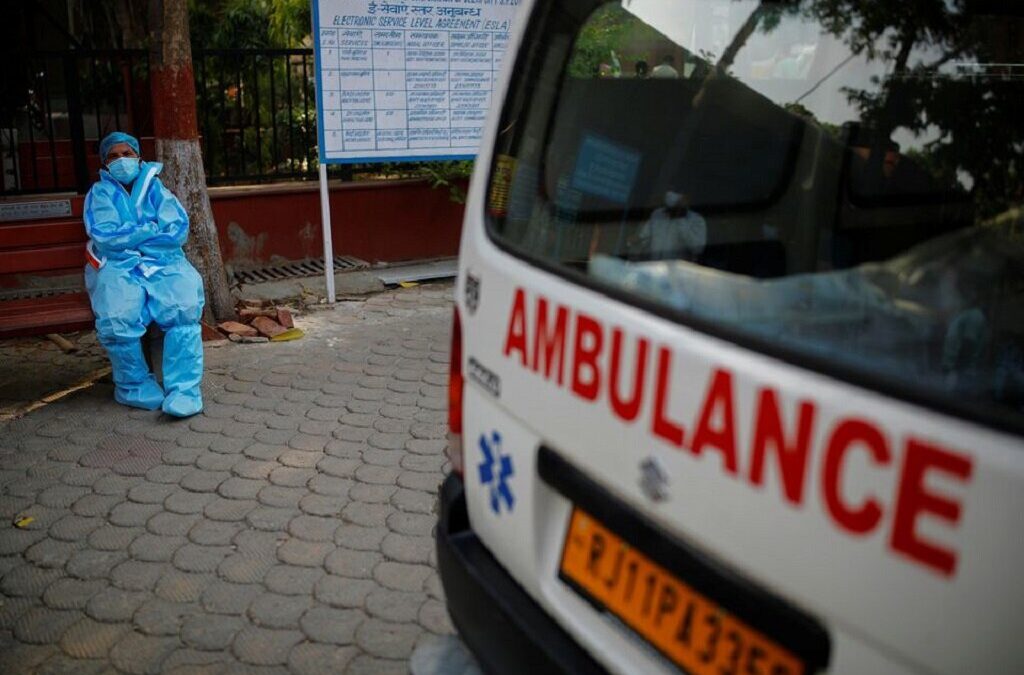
<box><xmin>0</xmin><ymin>284</ymin><xmax>455</xmax><ymax>674</ymax></box>
<box><xmin>0</xmin><ymin>333</ymin><xmax>107</xmax><ymax>418</ymax></box>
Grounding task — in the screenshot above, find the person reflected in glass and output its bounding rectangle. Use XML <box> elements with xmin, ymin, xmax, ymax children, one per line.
<box><xmin>650</xmin><ymin>54</ymin><xmax>680</xmax><ymax>79</ymax></box>
<box><xmin>628</xmin><ymin>191</ymin><xmax>707</xmax><ymax>261</ymax></box>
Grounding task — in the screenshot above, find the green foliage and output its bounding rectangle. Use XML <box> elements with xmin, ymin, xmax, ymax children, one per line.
<box><xmin>719</xmin><ymin>0</ymin><xmax>1020</xmax><ymax>219</ymax></box>
<box><xmin>419</xmin><ymin>160</ymin><xmax>475</xmax><ymax>203</ymax></box>
<box><xmin>348</xmin><ymin>160</ymin><xmax>474</xmax><ymax>203</ymax></box>
<box><xmin>189</xmin><ymin>0</ymin><xmax>311</xmax><ymax>49</ymax></box>
<box><xmin>567</xmin><ymin>4</ymin><xmax>663</xmax><ymax>78</ymax></box>
<box><xmin>798</xmin><ymin>0</ymin><xmax>1020</xmax><ymax>218</ymax></box>
<box><xmin>268</xmin><ymin>0</ymin><xmax>312</xmax><ymax>48</ymax></box>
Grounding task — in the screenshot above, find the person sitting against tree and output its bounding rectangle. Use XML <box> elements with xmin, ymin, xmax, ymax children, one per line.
<box><xmin>83</xmin><ymin>131</ymin><xmax>206</xmax><ymax>417</ymax></box>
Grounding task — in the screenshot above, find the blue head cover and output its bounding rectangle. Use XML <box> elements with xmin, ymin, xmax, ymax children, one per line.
<box><xmin>99</xmin><ymin>131</ymin><xmax>141</xmax><ymax>163</ymax></box>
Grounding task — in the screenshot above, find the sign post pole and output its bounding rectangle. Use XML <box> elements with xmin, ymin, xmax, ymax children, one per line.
<box><xmin>318</xmin><ymin>162</ymin><xmax>336</xmax><ymax>304</ymax></box>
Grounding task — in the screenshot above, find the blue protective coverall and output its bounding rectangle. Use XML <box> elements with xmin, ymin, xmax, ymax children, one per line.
<box><xmin>83</xmin><ymin>161</ymin><xmax>205</xmax><ymax>417</ymax></box>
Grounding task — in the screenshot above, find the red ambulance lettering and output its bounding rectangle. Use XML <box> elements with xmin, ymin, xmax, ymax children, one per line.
<box><xmin>609</xmin><ymin>329</ymin><xmax>649</xmax><ymax>422</ymax></box>
<box><xmin>499</xmin><ymin>288</ymin><xmax>975</xmax><ymax>577</ymax></box>
<box><xmin>689</xmin><ymin>368</ymin><xmax>739</xmax><ymax>475</ymax></box>
<box><xmin>652</xmin><ymin>346</ymin><xmax>685</xmax><ymax>447</ymax></box>
<box><xmin>890</xmin><ymin>439</ymin><xmax>973</xmax><ymax>577</ymax></box>
<box><xmin>503</xmin><ymin>288</ymin><xmax>529</xmax><ymax>366</ymax></box>
<box><xmin>532</xmin><ymin>297</ymin><xmax>569</xmax><ymax>385</ymax></box>
<box><xmin>822</xmin><ymin>419</ymin><xmax>890</xmax><ymax>535</ymax></box>
<box><xmin>749</xmin><ymin>389</ymin><xmax>816</xmax><ymax>506</ymax></box>
<box><xmin>571</xmin><ymin>312</ymin><xmax>603</xmax><ymax>401</ymax></box>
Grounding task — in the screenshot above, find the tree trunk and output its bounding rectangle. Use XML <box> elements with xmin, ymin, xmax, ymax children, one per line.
<box><xmin>148</xmin><ymin>0</ymin><xmax>234</xmax><ymax>321</ymax></box>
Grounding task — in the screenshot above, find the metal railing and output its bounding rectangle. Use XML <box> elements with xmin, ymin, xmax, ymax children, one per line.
<box><xmin>194</xmin><ymin>48</ymin><xmax>327</xmax><ymax>186</ymax></box>
<box><xmin>1</xmin><ymin>49</ymin><xmax>150</xmax><ymax>195</ymax></box>
<box><xmin>0</xmin><ymin>47</ymin><xmax>369</xmax><ymax>196</ymax></box>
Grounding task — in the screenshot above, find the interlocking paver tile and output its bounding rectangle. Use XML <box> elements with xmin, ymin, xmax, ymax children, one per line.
<box><xmin>108</xmin><ymin>502</ymin><xmax>163</xmax><ymax>528</ymax></box>
<box><xmin>42</xmin><ymin>578</ymin><xmax>107</xmax><ymax>611</ymax></box>
<box><xmin>200</xmin><ymin>581</ymin><xmax>262</xmax><ymax>616</ymax></box>
<box><xmin>194</xmin><ymin>452</ymin><xmax>237</xmax><ymax>471</ymax></box>
<box><xmin>354</xmin><ymin>618</ymin><xmax>420</xmax><ymax>659</ymax></box>
<box><xmin>13</xmin><ymin>606</ymin><xmax>82</xmax><ymax>645</ymax></box>
<box><xmin>202</xmin><ymin>497</ymin><xmax>257</xmax><ymax>522</ymax></box>
<box><xmin>1</xmin><ymin>565</ymin><xmax>63</xmax><ymax>597</ymax></box>
<box><xmin>0</xmin><ymin>285</ymin><xmax>456</xmax><ymax>673</ymax></box>
<box><xmin>347</xmin><ymin>483</ymin><xmax>397</xmax><ymax>504</ymax></box>
<box><xmin>154</xmin><ymin>570</ymin><xmax>213</xmax><ymax>603</ymax></box>
<box><xmin>181</xmin><ymin>613</ymin><xmax>243</xmax><ymax>651</ymax></box>
<box><xmin>373</xmin><ymin>562</ymin><xmax>433</xmax><ymax>593</ymax></box>
<box><xmin>85</xmin><ymin>587</ymin><xmax>148</xmax><ymax>623</ymax></box>
<box><xmin>129</xmin><ymin>533</ymin><xmax>187</xmax><ymax>563</ymax></box>
<box><xmin>188</xmin><ymin>520</ymin><xmax>242</xmax><ymax>546</ymax></box>
<box><xmin>361</xmin><ymin>448</ymin><xmax>405</xmax><ymax>467</ymax></box>
<box><xmin>172</xmin><ymin>544</ymin><xmax>231</xmax><ymax>573</ymax></box>
<box><xmin>247</xmin><ymin>592</ymin><xmax>312</xmax><ymax>629</ymax></box>
<box><xmin>340</xmin><ymin>502</ymin><xmax>390</xmax><ymax>528</ymax></box>
<box><xmin>25</xmin><ymin>538</ymin><xmax>82</xmax><ymax>569</ymax></box>
<box><xmin>268</xmin><ymin>467</ymin><xmax>316</xmax><ymax>488</ymax></box>
<box><xmin>299</xmin><ymin>606</ymin><xmax>364</xmax><ymax>645</ymax></box>
<box><xmin>148</xmin><ymin>511</ymin><xmax>202</xmax><ymax>537</ymax></box>
<box><xmin>103</xmin><ymin>558</ymin><xmax>159</xmax><ymax>592</ymax></box>
<box><xmin>288</xmin><ymin>643</ymin><xmax>359</xmax><ymax>675</ymax></box>
<box><xmin>232</xmin><ymin>626</ymin><xmax>303</xmax><ymax>666</ymax></box>
<box><xmin>242</xmin><ymin>507</ymin><xmax>294</xmax><ymax>534</ymax></box>
<box><xmin>323</xmin><ymin>549</ymin><xmax>381</xmax><ymax>580</ymax></box>
<box><xmin>298</xmin><ymin>493</ymin><xmax>345</xmax><ymax>517</ymax></box>
<box><xmin>277</xmin><ymin>539</ymin><xmax>333</xmax><ymax>568</ymax></box>
<box><xmin>307</xmin><ymin>474</ymin><xmax>353</xmax><ymax>498</ymax></box>
<box><xmin>263</xmin><ymin>565</ymin><xmax>323</xmax><ymax>596</ymax></box>
<box><xmin>390</xmin><ymin>488</ymin><xmax>435</xmax><ymax>515</ymax></box>
<box><xmin>288</xmin><ymin>515</ymin><xmax>341</xmax><ymax>542</ymax></box>
<box><xmin>333</xmin><ymin>524</ymin><xmax>387</xmax><ymax>552</ymax></box>
<box><xmin>59</xmin><ymin>617</ymin><xmax>130</xmax><ymax>659</ymax></box>
<box><xmin>365</xmin><ymin>589</ymin><xmax>426</xmax><ymax>623</ymax></box>
<box><xmin>218</xmin><ymin>476</ymin><xmax>264</xmax><ymax>500</ymax></box>
<box><xmin>109</xmin><ymin>631</ymin><xmax>180</xmax><ymax>675</ymax></box>
<box><xmin>134</xmin><ymin>598</ymin><xmax>200</xmax><ymax>636</ymax></box>
<box><xmin>163</xmin><ymin>490</ymin><xmax>215</xmax><ymax>515</ymax></box>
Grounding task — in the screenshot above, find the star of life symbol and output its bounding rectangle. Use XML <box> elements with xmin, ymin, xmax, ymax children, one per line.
<box><xmin>478</xmin><ymin>431</ymin><xmax>515</xmax><ymax>514</ymax></box>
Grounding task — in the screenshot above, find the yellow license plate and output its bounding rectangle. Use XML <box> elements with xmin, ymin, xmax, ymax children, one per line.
<box><xmin>560</xmin><ymin>508</ymin><xmax>805</xmax><ymax>675</ymax></box>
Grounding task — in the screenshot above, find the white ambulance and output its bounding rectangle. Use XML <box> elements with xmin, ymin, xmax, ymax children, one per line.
<box><xmin>435</xmin><ymin>1</ymin><xmax>1024</xmax><ymax>674</ymax></box>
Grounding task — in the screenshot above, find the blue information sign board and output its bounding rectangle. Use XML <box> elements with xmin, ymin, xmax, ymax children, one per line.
<box><xmin>312</xmin><ymin>0</ymin><xmax>520</xmax><ymax>164</ymax></box>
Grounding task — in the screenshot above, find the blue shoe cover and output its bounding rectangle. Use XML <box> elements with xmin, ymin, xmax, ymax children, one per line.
<box><xmin>114</xmin><ymin>377</ymin><xmax>165</xmax><ymax>411</ymax></box>
<box><xmin>162</xmin><ymin>390</ymin><xmax>203</xmax><ymax>418</ymax></box>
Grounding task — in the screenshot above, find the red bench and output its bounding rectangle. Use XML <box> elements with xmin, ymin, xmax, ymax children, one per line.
<box><xmin>0</xmin><ymin>198</ymin><xmax>95</xmax><ymax>338</ymax></box>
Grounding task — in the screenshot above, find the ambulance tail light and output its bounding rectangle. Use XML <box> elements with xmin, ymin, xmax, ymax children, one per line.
<box><xmin>446</xmin><ymin>306</ymin><xmax>465</xmax><ymax>475</ymax></box>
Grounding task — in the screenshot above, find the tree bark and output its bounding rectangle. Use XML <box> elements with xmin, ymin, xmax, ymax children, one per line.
<box><xmin>148</xmin><ymin>0</ymin><xmax>234</xmax><ymax>321</ymax></box>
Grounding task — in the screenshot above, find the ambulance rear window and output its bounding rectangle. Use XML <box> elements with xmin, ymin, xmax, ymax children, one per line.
<box><xmin>486</xmin><ymin>0</ymin><xmax>1024</xmax><ymax>432</ymax></box>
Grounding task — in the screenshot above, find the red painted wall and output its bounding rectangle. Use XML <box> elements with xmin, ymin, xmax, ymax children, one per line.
<box><xmin>0</xmin><ymin>177</ymin><xmax>466</xmax><ymax>295</ymax></box>
<box><xmin>209</xmin><ymin>178</ymin><xmax>466</xmax><ymax>266</ymax></box>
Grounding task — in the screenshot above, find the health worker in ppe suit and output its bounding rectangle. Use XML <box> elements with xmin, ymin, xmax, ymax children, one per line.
<box><xmin>83</xmin><ymin>131</ymin><xmax>205</xmax><ymax>417</ymax></box>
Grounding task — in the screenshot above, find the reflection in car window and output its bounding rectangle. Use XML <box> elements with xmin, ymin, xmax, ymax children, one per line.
<box><xmin>486</xmin><ymin>0</ymin><xmax>1024</xmax><ymax>429</ymax></box>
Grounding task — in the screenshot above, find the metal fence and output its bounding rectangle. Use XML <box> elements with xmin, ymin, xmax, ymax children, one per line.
<box><xmin>194</xmin><ymin>48</ymin><xmax>326</xmax><ymax>186</ymax></box>
<box><xmin>1</xmin><ymin>49</ymin><xmax>150</xmax><ymax>195</ymax></box>
<box><xmin>0</xmin><ymin>47</ymin><xmax>354</xmax><ymax>196</ymax></box>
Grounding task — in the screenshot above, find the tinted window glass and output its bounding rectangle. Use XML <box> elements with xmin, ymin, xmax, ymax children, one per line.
<box><xmin>487</xmin><ymin>0</ymin><xmax>1024</xmax><ymax>429</ymax></box>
